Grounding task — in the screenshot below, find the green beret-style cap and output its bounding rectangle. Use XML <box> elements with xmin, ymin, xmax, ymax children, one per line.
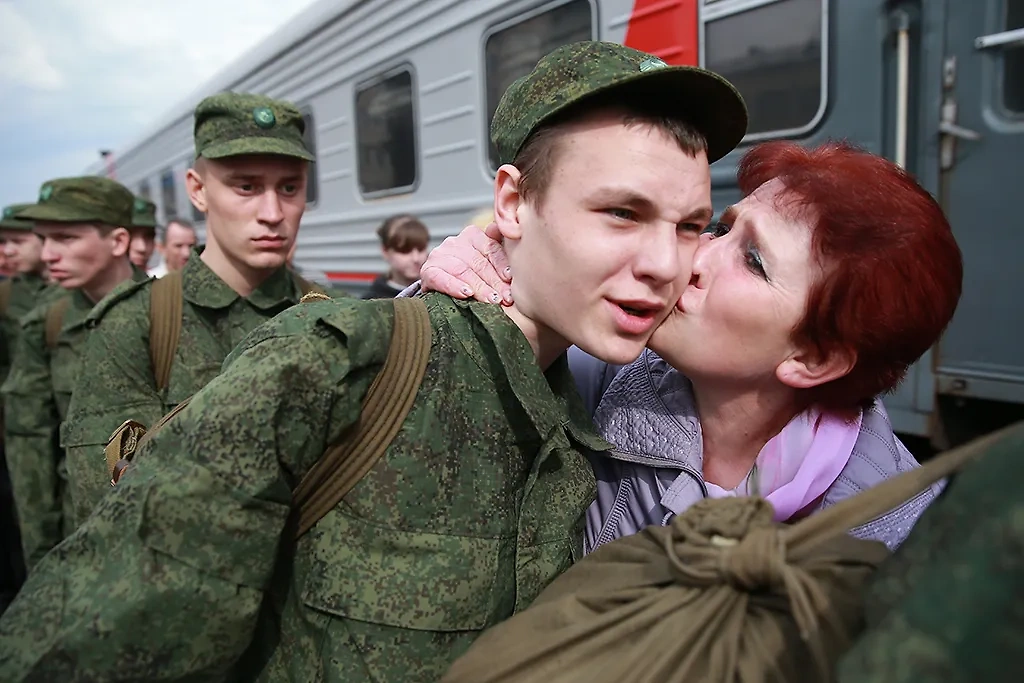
<box><xmin>491</xmin><ymin>41</ymin><xmax>748</xmax><ymax>165</ymax></box>
<box><xmin>17</xmin><ymin>177</ymin><xmax>134</xmax><ymax>227</ymax></box>
<box><xmin>131</xmin><ymin>196</ymin><xmax>157</xmax><ymax>229</ymax></box>
<box><xmin>0</xmin><ymin>203</ymin><xmax>36</xmax><ymax>231</ymax></box>
<box><xmin>194</xmin><ymin>92</ymin><xmax>314</xmax><ymax>162</ymax></box>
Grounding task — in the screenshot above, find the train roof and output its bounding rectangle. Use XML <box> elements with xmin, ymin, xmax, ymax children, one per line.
<box><xmin>101</xmin><ymin>0</ymin><xmax>366</xmax><ymax>169</ymax></box>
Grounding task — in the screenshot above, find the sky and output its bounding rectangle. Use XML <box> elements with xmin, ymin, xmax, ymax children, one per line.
<box><xmin>0</xmin><ymin>0</ymin><xmax>321</xmax><ymax>208</ymax></box>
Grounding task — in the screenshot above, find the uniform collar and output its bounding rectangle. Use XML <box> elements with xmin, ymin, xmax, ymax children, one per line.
<box><xmin>181</xmin><ymin>248</ymin><xmax>303</xmax><ymax>311</ymax></box>
<box><xmin>441</xmin><ymin>294</ymin><xmax>611</xmax><ymax>452</ymax></box>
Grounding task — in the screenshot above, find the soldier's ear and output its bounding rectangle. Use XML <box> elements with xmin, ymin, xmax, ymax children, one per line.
<box><xmin>494</xmin><ymin>164</ymin><xmax>523</xmax><ymax>241</ymax></box>
<box><xmin>186</xmin><ymin>166</ymin><xmax>207</xmax><ymax>214</ymax></box>
<box><xmin>109</xmin><ymin>226</ymin><xmax>131</xmax><ymax>258</ymax></box>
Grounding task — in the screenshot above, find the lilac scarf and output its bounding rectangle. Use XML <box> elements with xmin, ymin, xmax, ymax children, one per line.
<box><xmin>704</xmin><ymin>407</ymin><xmax>864</xmax><ymax>521</ymax></box>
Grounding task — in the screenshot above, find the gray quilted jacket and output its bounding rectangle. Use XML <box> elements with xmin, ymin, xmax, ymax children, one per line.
<box><xmin>569</xmin><ymin>347</ymin><xmax>941</xmax><ymax>554</ymax></box>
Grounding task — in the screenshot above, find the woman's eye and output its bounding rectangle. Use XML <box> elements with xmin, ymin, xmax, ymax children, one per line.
<box><xmin>745</xmin><ymin>245</ymin><xmax>767</xmax><ymax>278</ymax></box>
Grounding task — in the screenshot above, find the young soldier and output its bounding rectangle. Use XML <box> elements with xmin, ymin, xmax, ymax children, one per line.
<box><xmin>0</xmin><ymin>43</ymin><xmax>746</xmax><ymax>681</ymax></box>
<box><xmin>62</xmin><ymin>92</ymin><xmax>327</xmax><ymax>523</ymax></box>
<box><xmin>0</xmin><ymin>178</ymin><xmax>146</xmax><ymax>570</ymax></box>
<box><xmin>126</xmin><ymin>196</ymin><xmax>158</xmax><ymax>272</ymax></box>
<box><xmin>0</xmin><ymin>204</ymin><xmax>60</xmax><ymax>381</ymax></box>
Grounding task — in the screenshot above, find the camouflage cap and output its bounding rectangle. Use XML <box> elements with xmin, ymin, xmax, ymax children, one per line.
<box><xmin>17</xmin><ymin>177</ymin><xmax>134</xmax><ymax>227</ymax></box>
<box><xmin>194</xmin><ymin>92</ymin><xmax>314</xmax><ymax>162</ymax></box>
<box><xmin>131</xmin><ymin>196</ymin><xmax>157</xmax><ymax>229</ymax></box>
<box><xmin>491</xmin><ymin>41</ymin><xmax>748</xmax><ymax>165</ymax></box>
<box><xmin>0</xmin><ymin>203</ymin><xmax>36</xmax><ymax>231</ymax></box>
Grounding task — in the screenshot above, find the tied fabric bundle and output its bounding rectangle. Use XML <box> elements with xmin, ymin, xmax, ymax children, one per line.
<box><xmin>443</xmin><ymin>427</ymin><xmax>993</xmax><ymax>683</ymax></box>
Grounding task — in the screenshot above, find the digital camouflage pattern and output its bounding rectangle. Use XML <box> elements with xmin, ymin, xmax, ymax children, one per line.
<box><xmin>131</xmin><ymin>196</ymin><xmax>157</xmax><ymax>229</ymax></box>
<box><xmin>0</xmin><ymin>293</ymin><xmax>606</xmax><ymax>682</ymax></box>
<box><xmin>0</xmin><ymin>272</ymin><xmax>146</xmax><ymax>570</ymax></box>
<box><xmin>491</xmin><ymin>41</ymin><xmax>747</xmax><ymax>165</ymax></box>
<box><xmin>838</xmin><ymin>421</ymin><xmax>1024</xmax><ymax>683</ymax></box>
<box><xmin>194</xmin><ymin>91</ymin><xmax>314</xmax><ymax>161</ymax></box>
<box><xmin>0</xmin><ymin>273</ymin><xmax>61</xmax><ymax>383</ymax></box>
<box><xmin>63</xmin><ymin>252</ymin><xmax>332</xmax><ymax>524</ymax></box>
<box><xmin>0</xmin><ymin>203</ymin><xmax>36</xmax><ymax>231</ymax></box>
<box><xmin>17</xmin><ymin>176</ymin><xmax>134</xmax><ymax>227</ymax></box>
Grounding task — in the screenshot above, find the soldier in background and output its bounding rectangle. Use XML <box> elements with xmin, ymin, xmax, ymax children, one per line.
<box><xmin>62</xmin><ymin>92</ymin><xmax>329</xmax><ymax>522</ymax></box>
<box><xmin>127</xmin><ymin>197</ymin><xmax>158</xmax><ymax>273</ymax></box>
<box><xmin>1</xmin><ymin>178</ymin><xmax>147</xmax><ymax>570</ymax></box>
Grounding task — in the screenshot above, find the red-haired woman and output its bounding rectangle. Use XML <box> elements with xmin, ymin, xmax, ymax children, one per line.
<box><xmin>416</xmin><ymin>141</ymin><xmax>963</xmax><ymax>551</ymax></box>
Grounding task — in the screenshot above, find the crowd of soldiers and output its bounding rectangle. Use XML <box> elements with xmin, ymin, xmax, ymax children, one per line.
<box><xmin>0</xmin><ymin>39</ymin><xmax>1017</xmax><ymax>683</ymax></box>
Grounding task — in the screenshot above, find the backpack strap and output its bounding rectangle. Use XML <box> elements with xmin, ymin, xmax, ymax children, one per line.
<box><xmin>0</xmin><ymin>280</ymin><xmax>12</xmax><ymax>317</ymax></box>
<box><xmin>292</xmin><ymin>296</ymin><xmax>431</xmax><ymax>538</ymax></box>
<box><xmin>108</xmin><ymin>297</ymin><xmax>433</xmax><ymax>539</ymax></box>
<box><xmin>149</xmin><ymin>270</ymin><xmax>184</xmax><ymax>393</ymax></box>
<box><xmin>44</xmin><ymin>296</ymin><xmax>71</xmax><ymax>350</ymax></box>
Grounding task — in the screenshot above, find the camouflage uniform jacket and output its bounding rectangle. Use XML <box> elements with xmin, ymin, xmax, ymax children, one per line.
<box><xmin>0</xmin><ymin>293</ymin><xmax>607</xmax><ymax>682</ymax></box>
<box><xmin>0</xmin><ymin>272</ymin><xmax>146</xmax><ymax>570</ymax></box>
<box><xmin>62</xmin><ymin>252</ymin><xmax>325</xmax><ymax>526</ymax></box>
<box><xmin>0</xmin><ymin>272</ymin><xmax>60</xmax><ymax>383</ymax></box>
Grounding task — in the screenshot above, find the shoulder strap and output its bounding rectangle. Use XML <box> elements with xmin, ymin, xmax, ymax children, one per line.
<box><xmin>295</xmin><ymin>273</ymin><xmax>326</xmax><ymax>298</ymax></box>
<box><xmin>786</xmin><ymin>420</ymin><xmax>1024</xmax><ymax>547</ymax></box>
<box><xmin>149</xmin><ymin>270</ymin><xmax>184</xmax><ymax>392</ymax></box>
<box><xmin>292</xmin><ymin>296</ymin><xmax>431</xmax><ymax>538</ymax></box>
<box><xmin>0</xmin><ymin>280</ymin><xmax>12</xmax><ymax>317</ymax></box>
<box><xmin>44</xmin><ymin>296</ymin><xmax>71</xmax><ymax>350</ymax></box>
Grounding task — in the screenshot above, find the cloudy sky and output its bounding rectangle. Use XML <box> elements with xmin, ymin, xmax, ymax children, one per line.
<box><xmin>0</xmin><ymin>0</ymin><xmax>321</xmax><ymax>208</ymax></box>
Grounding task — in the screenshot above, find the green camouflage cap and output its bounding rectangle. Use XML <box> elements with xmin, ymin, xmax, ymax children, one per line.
<box><xmin>131</xmin><ymin>196</ymin><xmax>157</xmax><ymax>229</ymax></box>
<box><xmin>0</xmin><ymin>203</ymin><xmax>36</xmax><ymax>231</ymax></box>
<box><xmin>492</xmin><ymin>41</ymin><xmax>748</xmax><ymax>164</ymax></box>
<box><xmin>194</xmin><ymin>92</ymin><xmax>314</xmax><ymax>162</ymax></box>
<box><xmin>17</xmin><ymin>176</ymin><xmax>134</xmax><ymax>227</ymax></box>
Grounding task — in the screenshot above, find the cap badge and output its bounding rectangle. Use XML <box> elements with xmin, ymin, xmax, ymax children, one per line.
<box><xmin>639</xmin><ymin>57</ymin><xmax>668</xmax><ymax>72</ymax></box>
<box><xmin>2</xmin><ymin>207</ymin><xmax>11</xmax><ymax>219</ymax></box>
<box><xmin>253</xmin><ymin>107</ymin><xmax>276</xmax><ymax>129</ymax></box>
<box><xmin>39</xmin><ymin>185</ymin><xmax>54</xmax><ymax>202</ymax></box>
<box><xmin>134</xmin><ymin>198</ymin><xmax>147</xmax><ymax>212</ymax></box>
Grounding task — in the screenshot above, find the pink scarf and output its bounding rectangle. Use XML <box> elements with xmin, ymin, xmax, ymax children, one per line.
<box><xmin>704</xmin><ymin>407</ymin><xmax>863</xmax><ymax>522</ymax></box>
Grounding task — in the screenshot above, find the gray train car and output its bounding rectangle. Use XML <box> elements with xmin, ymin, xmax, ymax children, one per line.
<box><xmin>87</xmin><ymin>0</ymin><xmax>1024</xmax><ymax>444</ymax></box>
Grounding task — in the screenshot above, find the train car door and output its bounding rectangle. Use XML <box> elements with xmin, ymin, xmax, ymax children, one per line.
<box><xmin>933</xmin><ymin>0</ymin><xmax>1024</xmax><ymax>424</ymax></box>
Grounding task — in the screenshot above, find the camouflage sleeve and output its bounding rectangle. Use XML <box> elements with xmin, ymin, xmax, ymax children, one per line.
<box><xmin>62</xmin><ymin>297</ymin><xmax>165</xmax><ymax>526</ymax></box>
<box><xmin>0</xmin><ymin>302</ymin><xmax>373</xmax><ymax>682</ymax></box>
<box><xmin>0</xmin><ymin>314</ymin><xmax>62</xmax><ymax>570</ymax></box>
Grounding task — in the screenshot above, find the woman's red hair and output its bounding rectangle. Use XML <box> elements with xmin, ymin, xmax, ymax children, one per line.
<box><xmin>737</xmin><ymin>140</ymin><xmax>963</xmax><ymax>412</ymax></box>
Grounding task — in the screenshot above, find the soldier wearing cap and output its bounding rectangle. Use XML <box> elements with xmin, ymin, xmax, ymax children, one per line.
<box><xmin>127</xmin><ymin>196</ymin><xmax>158</xmax><ymax>272</ymax></box>
<box><xmin>0</xmin><ymin>203</ymin><xmax>62</xmax><ymax>382</ymax></box>
<box><xmin>0</xmin><ymin>177</ymin><xmax>148</xmax><ymax>571</ymax></box>
<box><xmin>0</xmin><ymin>42</ymin><xmax>746</xmax><ymax>680</ymax></box>
<box><xmin>61</xmin><ymin>92</ymin><xmax>333</xmax><ymax>523</ymax></box>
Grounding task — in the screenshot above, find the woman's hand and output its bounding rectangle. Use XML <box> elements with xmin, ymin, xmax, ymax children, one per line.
<box><xmin>421</xmin><ymin>222</ymin><xmax>513</xmax><ymax>305</ymax></box>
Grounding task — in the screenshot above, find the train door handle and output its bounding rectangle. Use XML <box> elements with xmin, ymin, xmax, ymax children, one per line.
<box><xmin>975</xmin><ymin>28</ymin><xmax>1024</xmax><ymax>50</ymax></box>
<box><xmin>939</xmin><ymin>121</ymin><xmax>982</xmax><ymax>142</ymax></box>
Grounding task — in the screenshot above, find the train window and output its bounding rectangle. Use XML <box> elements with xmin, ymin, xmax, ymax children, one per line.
<box><xmin>354</xmin><ymin>68</ymin><xmax>418</xmax><ymax>196</ymax></box>
<box><xmin>137</xmin><ymin>180</ymin><xmax>152</xmax><ymax>201</ymax></box>
<box><xmin>1005</xmin><ymin>0</ymin><xmax>1024</xmax><ymax>113</ymax></box>
<box><xmin>484</xmin><ymin>0</ymin><xmax>594</xmax><ymax>169</ymax></box>
<box><xmin>160</xmin><ymin>168</ymin><xmax>178</xmax><ymax>221</ymax></box>
<box><xmin>300</xmin><ymin>109</ymin><xmax>320</xmax><ymax>204</ymax></box>
<box><xmin>702</xmin><ymin>0</ymin><xmax>825</xmax><ymax>138</ymax></box>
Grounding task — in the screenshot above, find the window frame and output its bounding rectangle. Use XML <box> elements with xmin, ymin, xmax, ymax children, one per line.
<box><xmin>160</xmin><ymin>166</ymin><xmax>179</xmax><ymax>223</ymax></box>
<box><xmin>353</xmin><ymin>63</ymin><xmax>421</xmax><ymax>199</ymax></box>
<box><xmin>999</xmin><ymin>0</ymin><xmax>1024</xmax><ymax>117</ymax></box>
<box><xmin>698</xmin><ymin>0</ymin><xmax>830</xmax><ymax>142</ymax></box>
<box><xmin>479</xmin><ymin>0</ymin><xmax>598</xmax><ymax>175</ymax></box>
<box><xmin>299</xmin><ymin>106</ymin><xmax>320</xmax><ymax>207</ymax></box>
